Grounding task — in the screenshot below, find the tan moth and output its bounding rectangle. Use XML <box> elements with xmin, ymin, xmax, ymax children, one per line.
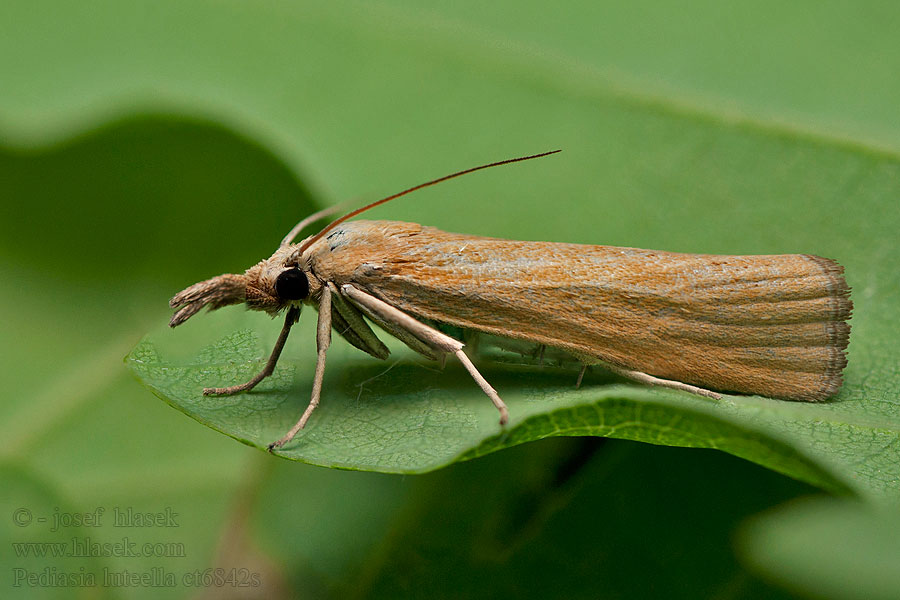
<box><xmin>169</xmin><ymin>151</ymin><xmax>852</xmax><ymax>451</ymax></box>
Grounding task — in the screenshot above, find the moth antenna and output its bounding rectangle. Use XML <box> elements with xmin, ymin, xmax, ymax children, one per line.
<box><xmin>280</xmin><ymin>204</ymin><xmax>346</xmax><ymax>247</ymax></box>
<box><xmin>296</xmin><ymin>150</ymin><xmax>561</xmax><ymax>255</ymax></box>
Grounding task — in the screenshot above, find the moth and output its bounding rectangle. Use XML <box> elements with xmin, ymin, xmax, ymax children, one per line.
<box><xmin>169</xmin><ymin>151</ymin><xmax>852</xmax><ymax>451</ymax></box>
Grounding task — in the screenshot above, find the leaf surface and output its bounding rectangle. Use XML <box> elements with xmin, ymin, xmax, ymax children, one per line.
<box><xmin>739</xmin><ymin>498</ymin><xmax>900</xmax><ymax>600</ymax></box>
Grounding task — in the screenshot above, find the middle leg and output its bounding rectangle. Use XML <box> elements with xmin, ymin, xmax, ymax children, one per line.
<box><xmin>341</xmin><ymin>284</ymin><xmax>510</xmax><ymax>425</ymax></box>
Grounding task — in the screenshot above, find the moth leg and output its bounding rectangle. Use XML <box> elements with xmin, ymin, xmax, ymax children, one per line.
<box><xmin>341</xmin><ymin>285</ymin><xmax>463</xmax><ymax>353</ymax></box>
<box><xmin>575</xmin><ymin>364</ymin><xmax>587</xmax><ymax>389</ymax></box>
<box><xmin>343</xmin><ymin>284</ymin><xmax>443</xmax><ymax>361</ymax></box>
<box><xmin>204</xmin><ymin>305</ymin><xmax>300</xmax><ymax>396</ymax></box>
<box><xmin>341</xmin><ymin>284</ymin><xmax>509</xmax><ymax>425</ymax></box>
<box><xmin>268</xmin><ymin>285</ymin><xmax>332</xmax><ymax>451</ymax></box>
<box><xmin>606</xmin><ymin>365</ymin><xmax>722</xmax><ymax>400</ymax></box>
<box><xmin>328</xmin><ymin>282</ymin><xmax>391</xmax><ymax>359</ymax></box>
<box><xmin>453</xmin><ymin>348</ymin><xmax>510</xmax><ymax>425</ymax></box>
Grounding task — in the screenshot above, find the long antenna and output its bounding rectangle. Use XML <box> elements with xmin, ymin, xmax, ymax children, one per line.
<box><xmin>280</xmin><ymin>204</ymin><xmax>344</xmax><ymax>247</ymax></box>
<box><xmin>296</xmin><ymin>149</ymin><xmax>561</xmax><ymax>254</ymax></box>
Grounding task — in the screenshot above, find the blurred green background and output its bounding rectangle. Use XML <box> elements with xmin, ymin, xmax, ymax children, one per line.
<box><xmin>2</xmin><ymin>1</ymin><xmax>899</xmax><ymax>598</ymax></box>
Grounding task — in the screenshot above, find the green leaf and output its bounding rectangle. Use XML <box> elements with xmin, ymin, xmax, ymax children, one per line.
<box><xmin>253</xmin><ymin>437</ymin><xmax>811</xmax><ymax>599</ymax></box>
<box><xmin>738</xmin><ymin>498</ymin><xmax>900</xmax><ymax>600</ymax></box>
<box><xmin>129</xmin><ymin>308</ymin><xmax>852</xmax><ymax>494</ymax></box>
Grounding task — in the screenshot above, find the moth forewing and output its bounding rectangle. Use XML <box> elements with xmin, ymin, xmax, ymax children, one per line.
<box><xmin>305</xmin><ymin>220</ymin><xmax>851</xmax><ymax>403</ymax></box>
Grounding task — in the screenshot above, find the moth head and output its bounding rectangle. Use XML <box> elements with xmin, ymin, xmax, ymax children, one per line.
<box><xmin>169</xmin><ymin>245</ymin><xmax>314</xmax><ymax>327</ymax></box>
<box><xmin>167</xmin><ymin>207</ymin><xmax>344</xmax><ymax>328</ymax></box>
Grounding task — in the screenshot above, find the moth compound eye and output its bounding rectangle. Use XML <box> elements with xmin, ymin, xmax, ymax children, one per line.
<box><xmin>275</xmin><ymin>268</ymin><xmax>309</xmax><ymax>301</ymax></box>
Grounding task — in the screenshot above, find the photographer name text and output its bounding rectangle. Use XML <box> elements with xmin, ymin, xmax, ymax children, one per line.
<box><xmin>13</xmin><ymin>506</ymin><xmax>178</xmax><ymax>531</ymax></box>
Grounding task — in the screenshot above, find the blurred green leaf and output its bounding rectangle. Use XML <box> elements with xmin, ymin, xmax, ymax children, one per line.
<box><xmin>250</xmin><ymin>437</ymin><xmax>809</xmax><ymax>599</ymax></box>
<box><xmin>738</xmin><ymin>498</ymin><xmax>900</xmax><ymax>600</ymax></box>
<box><xmin>378</xmin><ymin>0</ymin><xmax>900</xmax><ymax>154</ymax></box>
<box><xmin>0</xmin><ymin>116</ymin><xmax>317</xmax><ymax>600</ymax></box>
<box><xmin>0</xmin><ymin>465</ymin><xmax>108</xmax><ymax>600</ymax></box>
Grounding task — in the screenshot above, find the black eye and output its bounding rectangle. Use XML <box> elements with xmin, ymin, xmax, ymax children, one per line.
<box><xmin>275</xmin><ymin>268</ymin><xmax>309</xmax><ymax>300</ymax></box>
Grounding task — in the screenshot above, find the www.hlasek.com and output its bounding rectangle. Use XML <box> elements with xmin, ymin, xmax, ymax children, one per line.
<box><xmin>13</xmin><ymin>536</ymin><xmax>185</xmax><ymax>559</ymax></box>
